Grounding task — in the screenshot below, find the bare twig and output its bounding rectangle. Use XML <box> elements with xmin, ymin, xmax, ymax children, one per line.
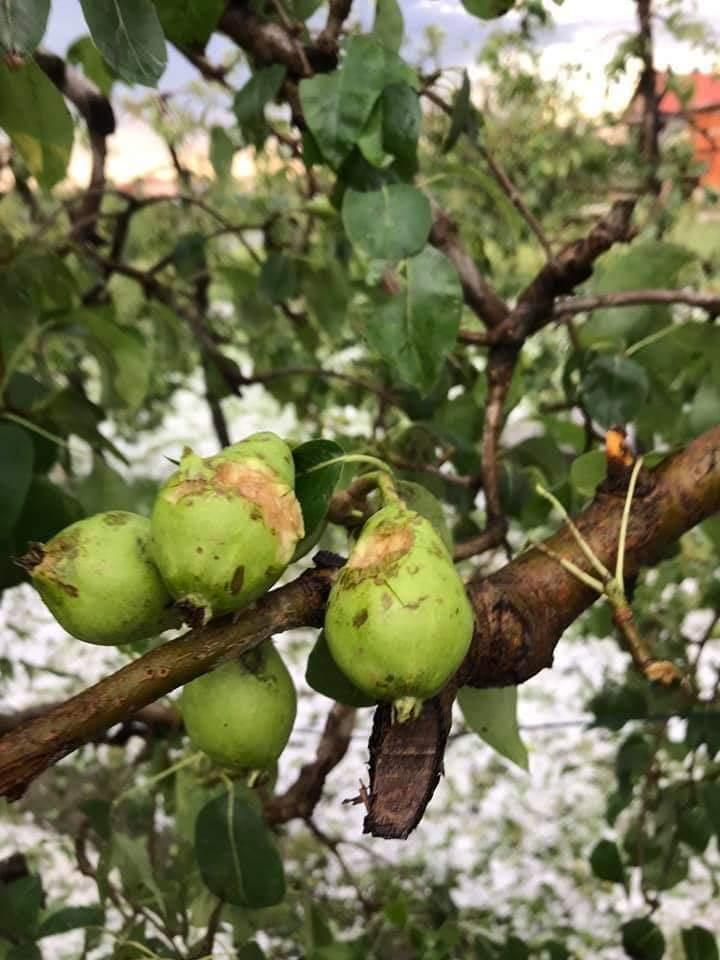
<box><xmin>554</xmin><ymin>289</ymin><xmax>720</xmax><ymax>317</ymax></box>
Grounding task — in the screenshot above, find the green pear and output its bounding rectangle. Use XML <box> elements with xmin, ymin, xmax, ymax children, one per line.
<box><xmin>22</xmin><ymin>511</ymin><xmax>177</xmax><ymax>645</ymax></box>
<box><xmin>181</xmin><ymin>641</ymin><xmax>296</xmax><ymax>771</ymax></box>
<box><xmin>150</xmin><ymin>434</ymin><xmax>304</xmax><ymax>624</ymax></box>
<box><xmin>324</xmin><ymin>503</ymin><xmax>474</xmax><ymax>721</ymax></box>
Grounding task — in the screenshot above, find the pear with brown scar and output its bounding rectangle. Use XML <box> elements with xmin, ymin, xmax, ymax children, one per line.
<box><xmin>20</xmin><ymin>511</ymin><xmax>178</xmax><ymax>645</ymax></box>
<box><xmin>150</xmin><ymin>434</ymin><xmax>304</xmax><ymax>625</ymax></box>
<box><xmin>324</xmin><ymin>502</ymin><xmax>474</xmax><ymax>722</ymax></box>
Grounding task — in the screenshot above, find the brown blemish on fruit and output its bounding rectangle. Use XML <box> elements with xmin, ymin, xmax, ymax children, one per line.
<box><xmin>381</xmin><ymin>593</ymin><xmax>393</xmax><ymax>609</ymax></box>
<box><xmin>166</xmin><ymin>478</ymin><xmax>206</xmax><ymax>502</ymax></box>
<box><xmin>214</xmin><ymin>462</ymin><xmax>303</xmax><ymax>562</ymax></box>
<box><xmin>196</xmin><ymin>546</ymin><xmax>203</xmax><ymax>554</ymax></box>
<box><xmin>21</xmin><ymin>541</ymin><xmax>80</xmax><ymax>596</ymax></box>
<box><xmin>103</xmin><ymin>512</ymin><xmax>131</xmax><ymax>526</ymax></box>
<box><xmin>230</xmin><ymin>565</ymin><xmax>245</xmax><ymax>594</ymax></box>
<box><xmin>353</xmin><ymin>609</ymin><xmax>369</xmax><ymax>627</ymax></box>
<box><xmin>348</xmin><ymin>522</ymin><xmax>413</xmax><ymax>571</ymax></box>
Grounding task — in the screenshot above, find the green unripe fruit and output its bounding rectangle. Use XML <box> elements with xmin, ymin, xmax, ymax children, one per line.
<box><xmin>21</xmin><ymin>511</ymin><xmax>177</xmax><ymax>645</ymax></box>
<box><xmin>181</xmin><ymin>641</ymin><xmax>297</xmax><ymax>772</ymax></box>
<box><xmin>150</xmin><ymin>434</ymin><xmax>304</xmax><ymax>625</ymax></box>
<box><xmin>324</xmin><ymin>503</ymin><xmax>474</xmax><ymax>721</ymax></box>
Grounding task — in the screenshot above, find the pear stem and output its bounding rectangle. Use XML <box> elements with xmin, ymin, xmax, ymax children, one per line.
<box><xmin>393</xmin><ymin>696</ymin><xmax>423</xmax><ymax>724</ymax></box>
<box><xmin>303</xmin><ymin>453</ymin><xmax>395</xmax><ymax>477</ymax></box>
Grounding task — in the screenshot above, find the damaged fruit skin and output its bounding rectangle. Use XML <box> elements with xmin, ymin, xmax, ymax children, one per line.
<box><xmin>324</xmin><ymin>504</ymin><xmax>474</xmax><ymax>718</ymax></box>
<box><xmin>221</xmin><ymin>431</ymin><xmax>295</xmax><ymax>487</ymax></box>
<box><xmin>181</xmin><ymin>640</ymin><xmax>297</xmax><ymax>771</ymax></box>
<box><xmin>150</xmin><ymin>435</ymin><xmax>304</xmax><ymax>624</ymax></box>
<box><xmin>23</xmin><ymin>511</ymin><xmax>177</xmax><ymax>645</ymax></box>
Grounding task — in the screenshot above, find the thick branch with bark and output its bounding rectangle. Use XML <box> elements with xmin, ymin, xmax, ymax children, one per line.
<box><xmin>636</xmin><ymin>0</ymin><xmax>661</xmax><ymax>191</ymax></box>
<box><xmin>365</xmin><ymin>425</ymin><xmax>720</xmax><ymax>837</ymax></box>
<box><xmin>493</xmin><ymin>199</ymin><xmax>638</xmax><ymax>345</ymax></box>
<box><xmin>1</xmin><ymin>430</ymin><xmax>719</xmax><ymax>821</ymax></box>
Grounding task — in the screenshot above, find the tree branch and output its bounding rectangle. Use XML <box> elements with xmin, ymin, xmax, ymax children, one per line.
<box><xmin>1</xmin><ymin>431</ymin><xmax>719</xmax><ymax>812</ymax></box>
<box><xmin>365</xmin><ymin>425</ymin><xmax>720</xmax><ymax>837</ymax></box>
<box><xmin>0</xmin><ymin>567</ymin><xmax>334</xmax><ymax>800</ymax></box>
<box><xmin>554</xmin><ymin>289</ymin><xmax>720</xmax><ymax>317</ymax></box>
<box><xmin>34</xmin><ymin>49</ymin><xmax>115</xmax><ymax>243</ymax></box>
<box><xmin>636</xmin><ymin>0</ymin><xmax>661</xmax><ymax>192</ymax></box>
<box><xmin>429</xmin><ymin>207</ymin><xmax>509</xmax><ymax>328</ymax></box>
<box><xmin>265</xmin><ymin>702</ymin><xmax>356</xmax><ymax>824</ymax></box>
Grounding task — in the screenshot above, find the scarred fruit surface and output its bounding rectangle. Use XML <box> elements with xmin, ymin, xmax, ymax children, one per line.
<box><xmin>150</xmin><ymin>434</ymin><xmax>304</xmax><ymax>624</ymax></box>
<box><xmin>22</xmin><ymin>511</ymin><xmax>177</xmax><ymax>645</ymax></box>
<box><xmin>324</xmin><ymin>503</ymin><xmax>474</xmax><ymax>719</ymax></box>
<box><xmin>181</xmin><ymin>640</ymin><xmax>297</xmax><ymax>771</ymax></box>
<box><xmin>220</xmin><ymin>431</ymin><xmax>296</xmax><ymax>487</ymax></box>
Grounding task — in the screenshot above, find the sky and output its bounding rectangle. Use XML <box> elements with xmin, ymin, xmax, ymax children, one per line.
<box><xmin>43</xmin><ymin>0</ymin><xmax>720</xmax><ymax>181</ymax></box>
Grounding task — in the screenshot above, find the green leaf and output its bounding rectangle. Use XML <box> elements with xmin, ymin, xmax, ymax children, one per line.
<box><xmin>343</xmin><ymin>185</ymin><xmax>430</xmax><ymax>261</ymax></box>
<box><xmin>373</xmin><ymin>0</ymin><xmax>403</xmax><ymax>52</ymax></box>
<box><xmin>288</xmin><ymin>0</ymin><xmax>323</xmax><ymax>19</ymax></box>
<box><xmin>0</xmin><ymin>59</ymin><xmax>73</xmax><ymax>188</ymax></box>
<box><xmin>381</xmin><ymin>82</ymin><xmax>420</xmax><ymax>176</ymax></box>
<box><xmin>499</xmin><ymin>938</ymin><xmax>529</xmax><ymax>960</ymax></box>
<box><xmin>209</xmin><ymin>125</ymin><xmax>234</xmax><ymax>179</ymax></box>
<box><xmin>0</xmin><ymin>875</ymin><xmax>43</xmax><ymax>940</ymax></box>
<box><xmin>457</xmin><ymin>686</ymin><xmax>529</xmax><ymax>770</ymax></box>
<box><xmin>444</xmin><ymin>69</ymin><xmax>480</xmax><ymax>153</ymax></box>
<box><xmin>6</xmin><ymin>945</ymin><xmax>42</xmax><ymax>960</ymax></box>
<box><xmin>579</xmin><ymin>354</ymin><xmax>649</xmax><ymax>428</ymax></box>
<box><xmin>461</xmin><ymin>0</ymin><xmax>516</xmax><ymax>18</ymax></box>
<box><xmin>306</xmin><ymin>630</ymin><xmax>377</xmax><ymax>707</ymax></box>
<box><xmin>0</xmin><ymin>0</ymin><xmax>49</xmax><ymax>55</ymax></box>
<box><xmin>11</xmin><ymin>475</ymin><xmax>84</xmax><ymax>559</ymax></box>
<box><xmin>621</xmin><ymin>918</ymin><xmax>665</xmax><ymax>960</ymax></box>
<box><xmin>0</xmin><ymin>423</ymin><xmax>34</xmax><ymax>540</ymax></box>
<box><xmin>677</xmin><ymin>804</ymin><xmax>712</xmax><ymax>853</ymax></box>
<box><xmin>38</xmin><ymin>905</ymin><xmax>105</xmax><ymax>938</ymax></box>
<box><xmin>364</xmin><ymin>245</ymin><xmax>463</xmax><ymax>393</ymax></box>
<box><xmin>292</xmin><ymin>438</ymin><xmax>344</xmax><ymax>561</ymax></box>
<box><xmin>701</xmin><ymin>781</ymin><xmax>720</xmax><ymax>835</ymax></box>
<box><xmin>582</xmin><ymin>242</ymin><xmax>697</xmax><ymax>346</ymax></box>
<box><xmin>70</xmin><ymin>456</ymin><xmax>153</xmax><ymax>516</ymax></box>
<box><xmin>171</xmin><ymin>231</ymin><xmax>206</xmax><ymax>276</ymax></box>
<box><xmin>569</xmin><ymin>450</ymin><xmax>605</xmax><ymax>500</ymax></box>
<box><xmin>682</xmin><ymin>927</ymin><xmax>719</xmax><ymax>960</ymax></box>
<box><xmin>195</xmin><ymin>790</ymin><xmax>285</xmax><ymax>908</ymax></box>
<box><xmin>109</xmin><ymin>834</ymin><xmax>165</xmax><ymax>912</ymax></box>
<box><xmin>357</xmin><ymin>101</ymin><xmax>393</xmax><ymax>169</ymax></box>
<box><xmin>396</xmin><ymin>480</ymin><xmax>453</xmax><ymax>552</ymax></box>
<box><xmin>233</xmin><ymin>64</ymin><xmax>285</xmax><ymax>145</ymax></box>
<box><xmin>237</xmin><ymin>944</ymin><xmax>268</xmax><ymax>960</ymax></box>
<box><xmin>77</xmin><ymin>308</ymin><xmax>152</xmax><ymax>411</ymax></box>
<box><xmin>153</xmin><ymin>0</ymin><xmax>225</xmax><ymax>45</ymax></box>
<box><xmin>688</xmin><ymin>380</ymin><xmax>720</xmax><ymax>435</ymax></box>
<box><xmin>67</xmin><ymin>35</ymin><xmax>118</xmax><ymax>97</ymax></box>
<box><xmin>79</xmin><ymin>0</ymin><xmax>167</xmax><ymax>87</ymax></box>
<box><xmin>299</xmin><ymin>36</ymin><xmax>387</xmax><ymax>170</ymax></box>
<box><xmin>589</xmin><ymin>839</ymin><xmax>626</xmax><ymax>884</ymax></box>
<box><xmin>259</xmin><ymin>253</ymin><xmax>298</xmax><ymax>302</ymax></box>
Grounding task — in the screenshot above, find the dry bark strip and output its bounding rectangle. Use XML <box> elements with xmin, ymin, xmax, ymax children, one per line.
<box><xmin>0</xmin><ymin>429</ymin><xmax>719</xmax><ymax>825</ymax></box>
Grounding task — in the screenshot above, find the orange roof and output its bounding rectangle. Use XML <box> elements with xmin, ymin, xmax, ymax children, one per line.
<box><xmin>656</xmin><ymin>71</ymin><xmax>720</xmax><ymax>114</ymax></box>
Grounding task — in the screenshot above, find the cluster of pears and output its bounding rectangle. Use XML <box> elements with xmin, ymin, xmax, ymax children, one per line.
<box><xmin>21</xmin><ymin>431</ymin><xmax>304</xmax><ymax>775</ymax></box>
<box><xmin>324</xmin><ymin>483</ymin><xmax>474</xmax><ymax>722</ymax></box>
<box><xmin>21</xmin><ymin>434</ymin><xmax>476</xmax><ymax>774</ymax></box>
